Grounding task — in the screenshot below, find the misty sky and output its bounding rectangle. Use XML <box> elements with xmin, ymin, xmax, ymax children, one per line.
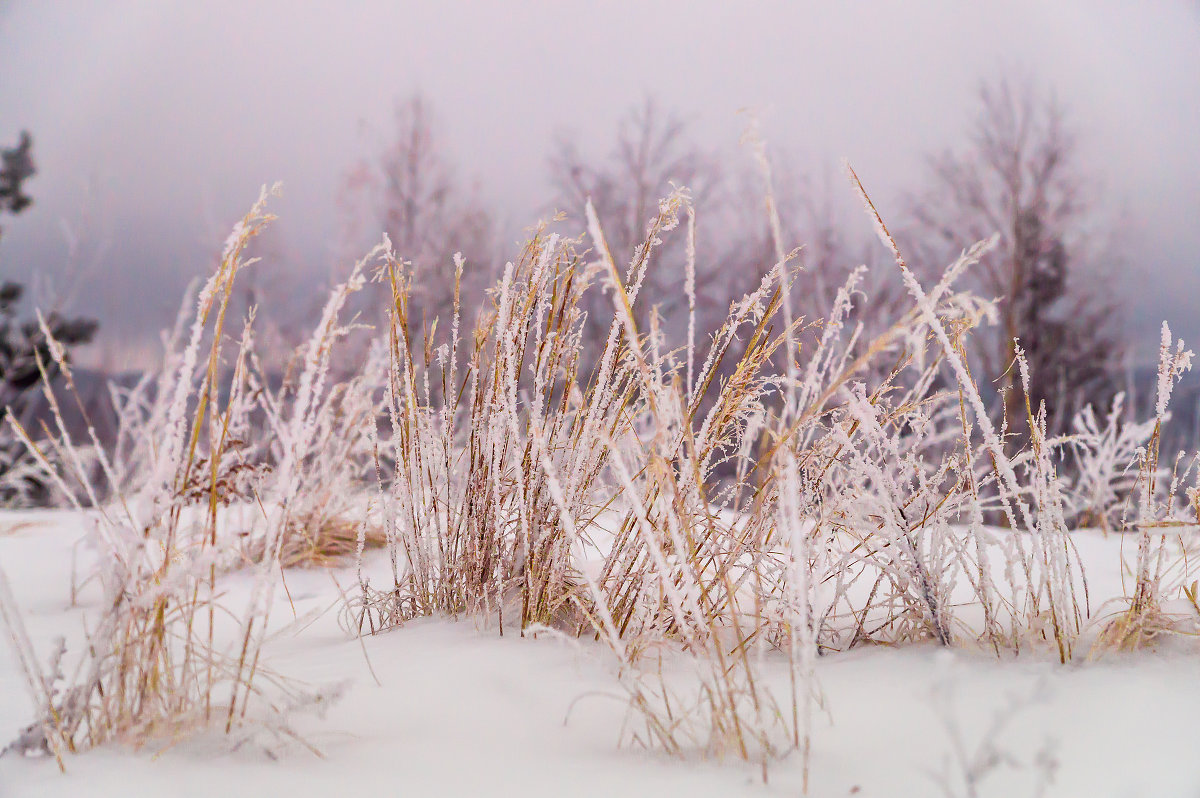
<box><xmin>1</xmin><ymin>1</ymin><xmax>1198</xmax><ymax>367</ymax></box>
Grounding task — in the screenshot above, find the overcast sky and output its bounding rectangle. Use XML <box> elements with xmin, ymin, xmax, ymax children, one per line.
<box><xmin>1</xmin><ymin>1</ymin><xmax>1198</xmax><ymax>366</ymax></box>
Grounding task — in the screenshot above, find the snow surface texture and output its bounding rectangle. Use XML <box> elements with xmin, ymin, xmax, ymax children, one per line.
<box><xmin>3</xmin><ymin>512</ymin><xmax>1200</xmax><ymax>797</ymax></box>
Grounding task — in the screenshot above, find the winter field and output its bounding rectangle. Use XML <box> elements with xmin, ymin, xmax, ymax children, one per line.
<box><xmin>4</xmin><ymin>512</ymin><xmax>1200</xmax><ymax>797</ymax></box>
<box><xmin>1</xmin><ymin>178</ymin><xmax>1199</xmax><ymax>798</ymax></box>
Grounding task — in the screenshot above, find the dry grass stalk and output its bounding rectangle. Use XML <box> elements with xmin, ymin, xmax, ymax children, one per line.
<box><xmin>1</xmin><ymin>186</ymin><xmax>368</xmax><ymax>757</ymax></box>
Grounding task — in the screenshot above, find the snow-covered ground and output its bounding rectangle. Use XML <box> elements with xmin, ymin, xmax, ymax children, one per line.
<box><xmin>3</xmin><ymin>511</ymin><xmax>1200</xmax><ymax>797</ymax></box>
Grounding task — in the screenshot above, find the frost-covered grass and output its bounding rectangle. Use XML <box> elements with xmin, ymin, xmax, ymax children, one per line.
<box><xmin>4</xmin><ymin>513</ymin><xmax>1200</xmax><ymax>797</ymax></box>
<box><xmin>0</xmin><ymin>187</ymin><xmax>380</xmax><ymax>762</ymax></box>
<box><xmin>1</xmin><ymin>169</ymin><xmax>1198</xmax><ymax>794</ymax></box>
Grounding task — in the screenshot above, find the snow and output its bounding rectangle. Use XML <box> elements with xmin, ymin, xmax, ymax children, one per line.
<box><xmin>3</xmin><ymin>511</ymin><xmax>1200</xmax><ymax>797</ymax></box>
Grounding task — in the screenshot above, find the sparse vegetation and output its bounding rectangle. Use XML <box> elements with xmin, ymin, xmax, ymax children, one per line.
<box><xmin>0</xmin><ymin>141</ymin><xmax>1197</xmax><ymax>794</ymax></box>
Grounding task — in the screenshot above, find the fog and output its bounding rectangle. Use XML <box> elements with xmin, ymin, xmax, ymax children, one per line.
<box><xmin>1</xmin><ymin>0</ymin><xmax>1198</xmax><ymax>366</ymax></box>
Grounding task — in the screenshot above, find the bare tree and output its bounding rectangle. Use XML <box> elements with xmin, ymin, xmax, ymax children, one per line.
<box><xmin>549</xmin><ymin>97</ymin><xmax>722</xmax><ymax>350</ymax></box>
<box><xmin>725</xmin><ymin>154</ymin><xmax>904</xmax><ymax>335</ymax></box>
<box><xmin>906</xmin><ymin>78</ymin><xmax>1123</xmax><ymax>438</ymax></box>
<box><xmin>341</xmin><ymin>94</ymin><xmax>494</xmax><ymax>328</ymax></box>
